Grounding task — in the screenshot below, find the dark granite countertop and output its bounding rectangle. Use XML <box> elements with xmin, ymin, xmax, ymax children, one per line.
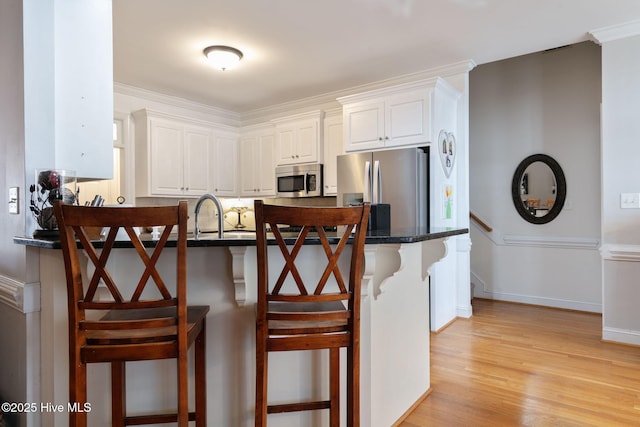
<box><xmin>14</xmin><ymin>226</ymin><xmax>468</xmax><ymax>249</ymax></box>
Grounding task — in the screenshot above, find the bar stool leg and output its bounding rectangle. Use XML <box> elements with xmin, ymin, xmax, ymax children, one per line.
<box><xmin>255</xmin><ymin>337</ymin><xmax>268</xmax><ymax>427</ymax></box>
<box><xmin>195</xmin><ymin>324</ymin><xmax>207</xmax><ymax>426</ymax></box>
<box><xmin>69</xmin><ymin>358</ymin><xmax>88</xmax><ymax>427</ymax></box>
<box><xmin>329</xmin><ymin>348</ymin><xmax>340</xmax><ymax>427</ymax></box>
<box><xmin>347</xmin><ymin>345</ymin><xmax>359</xmax><ymax>427</ymax></box>
<box><xmin>111</xmin><ymin>361</ymin><xmax>126</xmax><ymax>427</ymax></box>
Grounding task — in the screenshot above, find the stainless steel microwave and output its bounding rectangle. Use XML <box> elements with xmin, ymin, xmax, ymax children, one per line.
<box><xmin>275</xmin><ymin>163</ymin><xmax>323</xmax><ymax>198</ymax></box>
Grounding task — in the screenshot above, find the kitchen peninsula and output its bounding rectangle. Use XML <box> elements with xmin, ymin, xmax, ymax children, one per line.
<box><xmin>15</xmin><ymin>225</ymin><xmax>467</xmax><ymax>427</ymax></box>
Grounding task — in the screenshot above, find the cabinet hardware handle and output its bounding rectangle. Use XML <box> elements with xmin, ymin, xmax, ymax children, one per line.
<box><xmin>378</xmin><ymin>137</ymin><xmax>383</xmax><ymax>141</ymax></box>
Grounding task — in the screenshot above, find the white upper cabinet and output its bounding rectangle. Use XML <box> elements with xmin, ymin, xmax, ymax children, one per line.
<box><xmin>134</xmin><ymin>109</ymin><xmax>237</xmax><ymax>198</ymax></box>
<box><xmin>339</xmin><ymin>78</ymin><xmax>460</xmax><ymax>152</ymax></box>
<box><xmin>273</xmin><ymin>111</ymin><xmax>324</xmax><ymax>165</ymax></box>
<box><xmin>323</xmin><ymin>114</ymin><xmax>344</xmax><ymax>196</ymax></box>
<box><xmin>239</xmin><ymin>126</ymin><xmax>276</xmax><ymax>197</ymax></box>
<box><xmin>183</xmin><ymin>127</ymin><xmax>213</xmax><ymax>196</ymax></box>
<box><xmin>211</xmin><ymin>131</ymin><xmax>238</xmax><ymax>197</ymax></box>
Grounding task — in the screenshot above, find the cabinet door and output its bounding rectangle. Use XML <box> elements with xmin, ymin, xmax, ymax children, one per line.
<box><xmin>212</xmin><ymin>133</ymin><xmax>237</xmax><ymax>196</ymax></box>
<box><xmin>295</xmin><ymin>120</ymin><xmax>319</xmax><ymax>163</ymax></box>
<box><xmin>183</xmin><ymin>127</ymin><xmax>211</xmax><ymax>196</ymax></box>
<box><xmin>239</xmin><ymin>136</ymin><xmax>258</xmax><ymax>196</ymax></box>
<box><xmin>385</xmin><ymin>91</ymin><xmax>431</xmax><ymax>147</ymax></box>
<box><xmin>239</xmin><ymin>132</ymin><xmax>274</xmax><ymax>197</ymax></box>
<box><xmin>343</xmin><ymin>101</ymin><xmax>385</xmax><ymax>151</ymax></box>
<box><xmin>275</xmin><ymin>126</ymin><xmax>296</xmax><ymax>165</ymax></box>
<box><xmin>323</xmin><ymin>116</ymin><xmax>343</xmax><ymax>196</ymax></box>
<box><xmin>150</xmin><ymin>119</ymin><xmax>184</xmax><ymax>195</ymax></box>
<box><xmin>257</xmin><ymin>133</ymin><xmax>275</xmax><ymax>196</ymax></box>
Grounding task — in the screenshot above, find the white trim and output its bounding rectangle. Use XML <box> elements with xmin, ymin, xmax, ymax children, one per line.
<box><xmin>456</xmin><ymin>305</ymin><xmax>473</xmax><ymax>319</ymax></box>
<box><xmin>589</xmin><ymin>20</ymin><xmax>640</xmax><ymax>44</ymax></box>
<box><xmin>472</xmin><ymin>285</ymin><xmax>602</xmax><ymax>313</ymax></box>
<box><xmin>336</xmin><ymin>76</ymin><xmax>460</xmax><ymax>105</ymax></box>
<box><xmin>116</xmin><ymin>60</ymin><xmax>476</xmax><ymax>126</ymax></box>
<box><xmin>0</xmin><ymin>274</ymin><xmax>41</xmax><ymax>313</ymax></box>
<box><xmin>470</xmin><ymin>221</ymin><xmax>600</xmax><ymax>250</ymax></box>
<box><xmin>131</xmin><ymin>108</ymin><xmax>239</xmax><ymax>133</ymax></box>
<box><xmin>602</xmin><ymin>326</ymin><xmax>640</xmax><ymax>346</ymax></box>
<box><xmin>600</xmin><ymin>243</ymin><xmax>640</xmax><ymax>261</ymax></box>
<box><xmin>501</xmin><ymin>234</ymin><xmax>600</xmax><ymax>250</ymax></box>
<box><xmin>246</xmin><ymin>61</ymin><xmax>474</xmax><ymax>122</ymax></box>
<box><xmin>114</xmin><ymin>82</ymin><xmax>241</xmax><ymax>124</ymax></box>
<box><xmin>455</xmin><ymin>235</ymin><xmax>472</xmax><ymax>252</ymax></box>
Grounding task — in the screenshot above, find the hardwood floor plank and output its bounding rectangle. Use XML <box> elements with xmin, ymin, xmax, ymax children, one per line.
<box><xmin>399</xmin><ymin>299</ymin><xmax>640</xmax><ymax>427</ymax></box>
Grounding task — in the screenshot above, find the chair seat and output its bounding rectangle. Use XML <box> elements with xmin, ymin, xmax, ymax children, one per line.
<box><xmin>267</xmin><ymin>301</ymin><xmax>349</xmax><ymax>335</ymax></box>
<box><xmin>86</xmin><ymin>306</ymin><xmax>209</xmax><ymax>345</ymax></box>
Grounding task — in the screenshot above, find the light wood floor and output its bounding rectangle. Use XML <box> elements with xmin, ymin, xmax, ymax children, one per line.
<box><xmin>399</xmin><ymin>299</ymin><xmax>640</xmax><ymax>427</ymax></box>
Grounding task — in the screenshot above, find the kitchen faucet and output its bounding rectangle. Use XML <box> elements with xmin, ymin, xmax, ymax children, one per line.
<box><xmin>194</xmin><ymin>194</ymin><xmax>224</xmax><ymax>240</ymax></box>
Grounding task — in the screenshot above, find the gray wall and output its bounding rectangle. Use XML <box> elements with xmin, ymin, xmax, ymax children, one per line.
<box><xmin>0</xmin><ymin>1</ymin><xmax>29</xmax><ymax>426</ymax></box>
<box><xmin>469</xmin><ymin>41</ymin><xmax>602</xmax><ymax>311</ymax></box>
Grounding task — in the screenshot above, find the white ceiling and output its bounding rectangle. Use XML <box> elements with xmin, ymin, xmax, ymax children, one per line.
<box><xmin>113</xmin><ymin>0</ymin><xmax>640</xmax><ymax>114</ymax></box>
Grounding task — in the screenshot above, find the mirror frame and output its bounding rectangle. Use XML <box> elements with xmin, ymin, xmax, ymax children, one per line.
<box><xmin>511</xmin><ymin>153</ymin><xmax>566</xmax><ymax>224</ymax></box>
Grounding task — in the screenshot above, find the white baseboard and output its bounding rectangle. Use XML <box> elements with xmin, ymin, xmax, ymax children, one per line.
<box><xmin>457</xmin><ymin>305</ymin><xmax>473</xmax><ymax>318</ymax></box>
<box><xmin>471</xmin><ymin>272</ymin><xmax>601</xmax><ymax>313</ymax></box>
<box><xmin>602</xmin><ymin>327</ymin><xmax>640</xmax><ymax>346</ymax></box>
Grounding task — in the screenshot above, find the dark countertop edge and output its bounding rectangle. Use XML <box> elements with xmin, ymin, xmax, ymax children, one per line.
<box><xmin>13</xmin><ymin>228</ymin><xmax>469</xmax><ymax>250</ymax></box>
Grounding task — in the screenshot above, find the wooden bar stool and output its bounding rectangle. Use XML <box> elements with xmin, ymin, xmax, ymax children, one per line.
<box><xmin>54</xmin><ymin>201</ymin><xmax>208</xmax><ymax>427</ymax></box>
<box><xmin>253</xmin><ymin>200</ymin><xmax>370</xmax><ymax>427</ymax></box>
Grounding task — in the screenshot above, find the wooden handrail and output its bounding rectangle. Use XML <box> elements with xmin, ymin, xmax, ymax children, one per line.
<box><xmin>470</xmin><ymin>212</ymin><xmax>493</xmax><ymax>232</ymax></box>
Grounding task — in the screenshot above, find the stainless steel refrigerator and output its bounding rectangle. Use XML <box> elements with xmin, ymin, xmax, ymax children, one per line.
<box><xmin>337</xmin><ymin>147</ymin><xmax>429</xmax><ymax>230</ymax></box>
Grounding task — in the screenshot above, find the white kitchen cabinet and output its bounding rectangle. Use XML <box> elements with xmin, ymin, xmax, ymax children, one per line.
<box><xmin>339</xmin><ymin>77</ymin><xmax>460</xmax><ymax>152</ymax></box>
<box><xmin>134</xmin><ymin>109</ymin><xmax>237</xmax><ymax>198</ymax></box>
<box><xmin>239</xmin><ymin>128</ymin><xmax>275</xmax><ymax>197</ymax></box>
<box><xmin>323</xmin><ymin>113</ymin><xmax>343</xmax><ymax>196</ymax></box>
<box><xmin>211</xmin><ymin>132</ymin><xmax>238</xmax><ymax>196</ymax></box>
<box><xmin>182</xmin><ymin>126</ymin><xmax>213</xmax><ymax>196</ymax></box>
<box><xmin>273</xmin><ymin>111</ymin><xmax>324</xmax><ymax>165</ymax></box>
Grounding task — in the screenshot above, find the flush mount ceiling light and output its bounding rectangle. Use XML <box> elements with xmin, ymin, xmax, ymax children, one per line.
<box><xmin>203</xmin><ymin>45</ymin><xmax>243</xmax><ymax>71</ymax></box>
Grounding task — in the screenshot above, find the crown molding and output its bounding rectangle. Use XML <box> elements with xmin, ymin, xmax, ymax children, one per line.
<box><xmin>589</xmin><ymin>20</ymin><xmax>640</xmax><ymax>44</ymax></box>
<box><xmin>114</xmin><ymin>82</ymin><xmax>241</xmax><ymax>125</ymax></box>
<box><xmin>116</xmin><ymin>60</ymin><xmax>476</xmax><ymax>127</ymax></box>
<box><xmin>240</xmin><ymin>60</ymin><xmax>476</xmax><ymax>125</ymax></box>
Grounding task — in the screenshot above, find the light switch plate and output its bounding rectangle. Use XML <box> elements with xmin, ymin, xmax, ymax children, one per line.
<box><xmin>620</xmin><ymin>192</ymin><xmax>640</xmax><ymax>209</ymax></box>
<box><xmin>9</xmin><ymin>187</ymin><xmax>19</xmax><ymax>214</ymax></box>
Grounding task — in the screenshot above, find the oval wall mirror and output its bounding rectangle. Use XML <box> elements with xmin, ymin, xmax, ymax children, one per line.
<box><xmin>511</xmin><ymin>154</ymin><xmax>566</xmax><ymax>224</ymax></box>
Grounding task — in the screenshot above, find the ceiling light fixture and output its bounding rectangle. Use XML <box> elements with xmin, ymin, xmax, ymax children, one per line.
<box><xmin>203</xmin><ymin>45</ymin><xmax>243</xmax><ymax>71</ymax></box>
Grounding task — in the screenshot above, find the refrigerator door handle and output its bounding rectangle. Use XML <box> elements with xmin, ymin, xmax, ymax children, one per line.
<box><xmin>364</xmin><ymin>161</ymin><xmax>371</xmax><ymax>203</ymax></box>
<box><xmin>373</xmin><ymin>160</ymin><xmax>381</xmax><ymax>204</ymax></box>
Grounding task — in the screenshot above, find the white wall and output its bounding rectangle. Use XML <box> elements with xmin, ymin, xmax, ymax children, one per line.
<box><xmin>469</xmin><ymin>41</ymin><xmax>602</xmax><ymax>312</ymax></box>
<box><xmin>596</xmin><ymin>30</ymin><xmax>640</xmax><ymax>345</ymax></box>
